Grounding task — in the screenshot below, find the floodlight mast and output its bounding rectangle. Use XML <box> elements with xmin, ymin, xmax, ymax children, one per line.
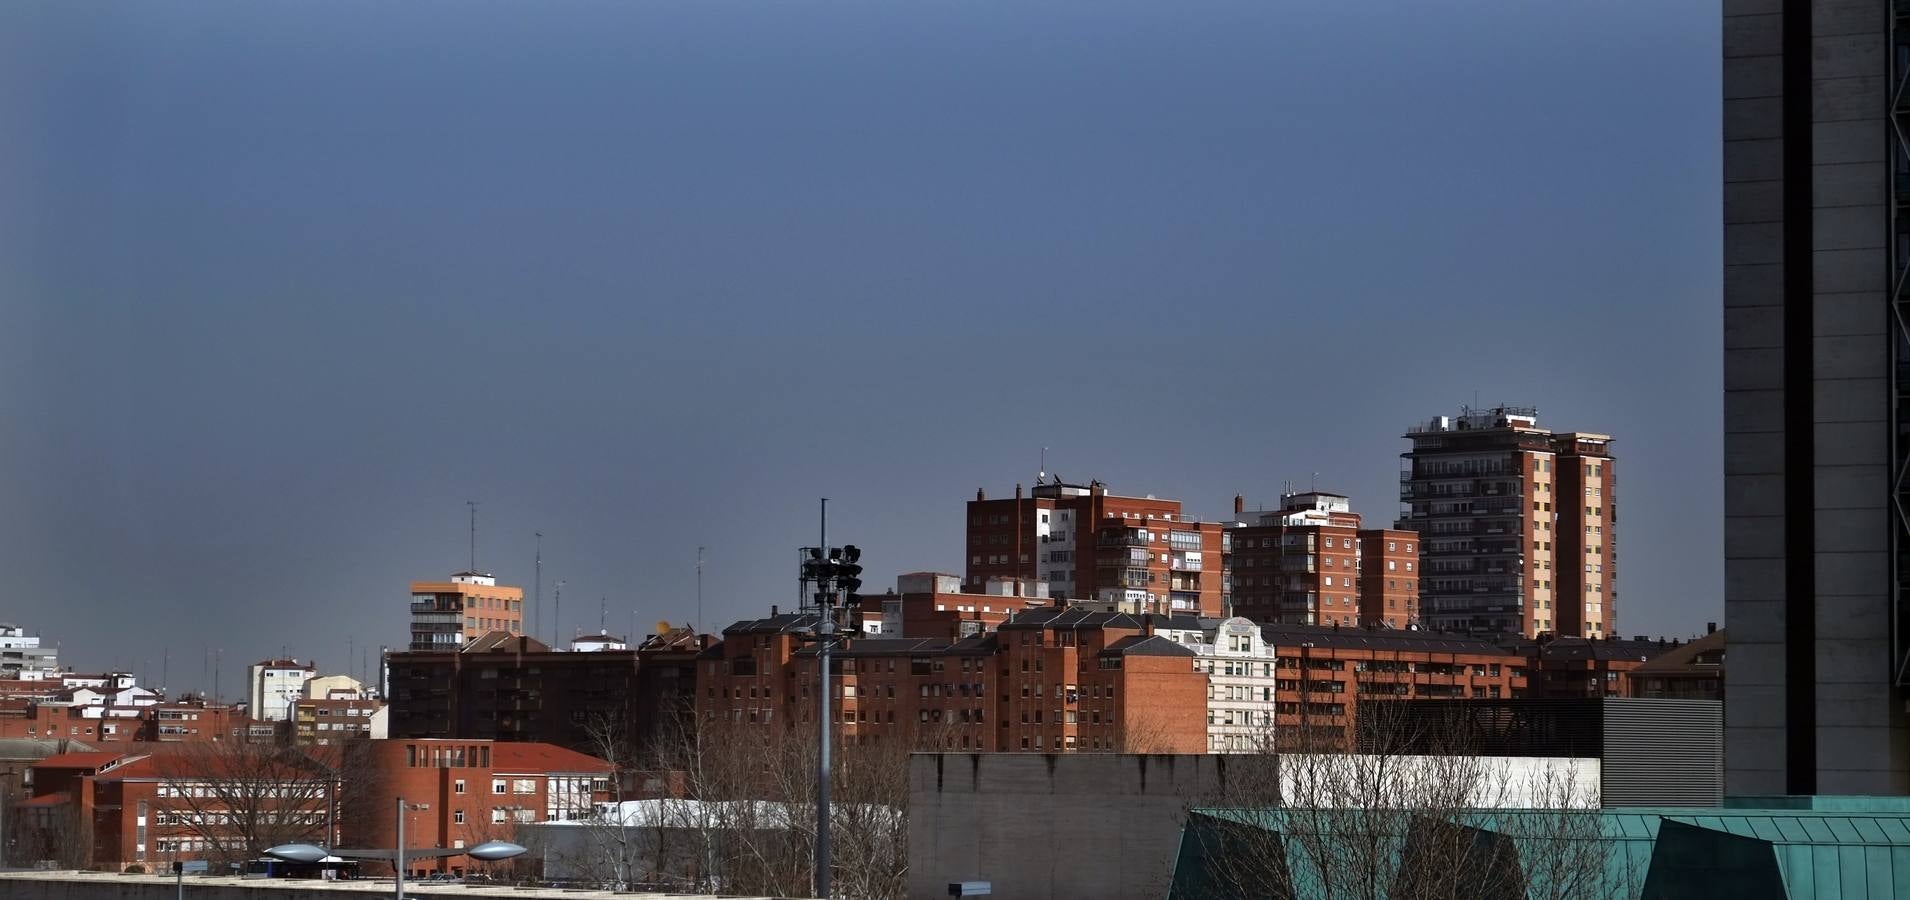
<box><xmin>798</xmin><ymin>500</ymin><xmax>862</xmax><ymax>898</ymax></box>
<box><xmin>817</xmin><ymin>499</ymin><xmax>830</xmax><ymax>900</ymax></box>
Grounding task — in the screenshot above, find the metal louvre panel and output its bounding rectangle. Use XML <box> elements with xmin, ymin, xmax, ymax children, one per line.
<box><xmin>1600</xmin><ymin>698</ymin><xmax>1724</xmax><ymax>808</ymax></box>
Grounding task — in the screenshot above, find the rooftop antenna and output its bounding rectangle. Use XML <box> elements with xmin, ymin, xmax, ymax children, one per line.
<box><xmin>533</xmin><ymin>531</ymin><xmax>543</xmax><ymax>653</ymax></box>
<box><xmin>696</xmin><ymin>546</ymin><xmax>706</xmax><ymax>635</ymax></box>
<box><xmin>553</xmin><ymin>580</ymin><xmax>565</xmax><ymax>648</ymax></box>
<box><xmin>467</xmin><ymin>500</ymin><xmax>480</xmax><ymax>572</ymax></box>
<box><xmin>1039</xmin><ymin>446</ymin><xmax>1047</xmax><ymax>482</ymax></box>
<box><xmin>599</xmin><ymin>597</ymin><xmax>607</xmax><ymax>635</ymax></box>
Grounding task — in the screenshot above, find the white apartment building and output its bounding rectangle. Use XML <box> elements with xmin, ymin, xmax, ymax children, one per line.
<box><xmin>0</xmin><ymin>624</ymin><xmax>60</xmax><ymax>679</ymax></box>
<box><xmin>1157</xmin><ymin>615</ymin><xmax>1280</xmax><ymax>752</ymax></box>
<box><xmin>248</xmin><ymin>659</ymin><xmax>315</xmax><ymax>722</ymax></box>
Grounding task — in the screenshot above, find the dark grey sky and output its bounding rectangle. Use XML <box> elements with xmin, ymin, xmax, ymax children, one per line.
<box><xmin>0</xmin><ymin>2</ymin><xmax>1721</xmax><ymax>695</ymax></box>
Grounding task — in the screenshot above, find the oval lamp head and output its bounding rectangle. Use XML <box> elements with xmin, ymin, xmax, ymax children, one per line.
<box><xmin>465</xmin><ymin>840</ymin><xmax>527</xmax><ymax>861</ymax></box>
<box><xmin>263</xmin><ymin>843</ymin><xmax>328</xmax><ymax>864</ymax></box>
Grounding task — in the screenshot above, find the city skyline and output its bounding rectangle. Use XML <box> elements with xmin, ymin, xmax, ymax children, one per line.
<box><xmin>0</xmin><ymin>2</ymin><xmax>1722</xmax><ymax>693</ymax></box>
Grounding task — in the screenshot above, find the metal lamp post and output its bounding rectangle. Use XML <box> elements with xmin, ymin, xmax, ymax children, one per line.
<box><xmin>798</xmin><ymin>499</ymin><xmax>862</xmax><ymax>899</ymax></box>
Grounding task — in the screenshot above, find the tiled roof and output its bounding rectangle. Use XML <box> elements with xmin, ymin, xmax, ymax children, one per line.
<box><xmin>463</xmin><ymin>632</ymin><xmax>552</xmax><ymax>654</ymax></box>
<box><xmin>946</xmin><ymin>634</ymin><xmax>1000</xmax><ymax>655</ymax></box>
<box><xmin>724</xmin><ymin>613</ymin><xmax>822</xmax><ymax>635</ymax></box>
<box><xmin>98</xmin><ymin>749</ymin><xmax>327</xmax><ymax>782</ymax></box>
<box><xmin>997</xmin><ymin>608</ymin><xmax>1148</xmax><ymax>631</ymax></box>
<box><xmin>1504</xmin><ymin>635</ymin><xmax>1675</xmax><ymax>663</ymax></box>
<box><xmin>1101</xmin><ymin>635</ymin><xmax>1196</xmax><ymax>658</ymax></box>
<box><xmin>1630</xmin><ymin>629</ymin><xmax>1725</xmax><ymax>674</ymax></box>
<box><xmin>796</xmin><ymin>638</ymin><xmax>949</xmax><ymax>659</ymax></box>
<box><xmin>1259</xmin><ymin>623</ymin><xmax>1517</xmax><ymax>656</ymax></box>
<box><xmin>33</xmin><ymin>751</ymin><xmax>126</xmax><ymax>771</ymax></box>
<box><xmin>490</xmin><ymin>742</ymin><xmax>613</xmax><ymax>775</ymax></box>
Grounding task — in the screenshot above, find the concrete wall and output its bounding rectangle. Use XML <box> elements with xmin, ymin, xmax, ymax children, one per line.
<box><xmin>909</xmin><ymin>753</ymin><xmax>1226</xmax><ymax>900</ymax></box>
<box><xmin>1722</xmin><ymin>0</ymin><xmax>1910</xmax><ymax>797</ymax></box>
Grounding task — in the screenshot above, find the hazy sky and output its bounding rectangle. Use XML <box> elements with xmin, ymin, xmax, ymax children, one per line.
<box><xmin>0</xmin><ymin>2</ymin><xmax>1721</xmax><ymax>695</ymax></box>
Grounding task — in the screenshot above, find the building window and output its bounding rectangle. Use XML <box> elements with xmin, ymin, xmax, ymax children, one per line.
<box><xmin>454</xmin><ymin>810</ymin><xmax>466</xmax><ymax>824</ymax></box>
<box><xmin>454</xmin><ymin>780</ymin><xmax>465</xmax><ymax>794</ymax></box>
<box><xmin>493</xmin><ymin>779</ymin><xmax>507</xmax><ymax>794</ymax></box>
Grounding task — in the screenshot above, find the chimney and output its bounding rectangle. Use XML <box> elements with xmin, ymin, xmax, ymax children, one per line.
<box><xmin>1015</xmin><ymin>483</ymin><xmax>1023</xmax><ymax>500</ymax></box>
<box><xmin>1234</xmin><ymin>495</ymin><xmax>1244</xmax><ymax>515</ymax></box>
<box><xmin>977</xmin><ymin>488</ymin><xmax>986</xmax><ymax>501</ymax></box>
<box><xmin>771</xmin><ymin>604</ymin><xmax>779</xmax><ymax>617</ymax></box>
<box><xmin>1706</xmin><ymin>621</ymin><xmax>1717</xmax><ymax>635</ymax></box>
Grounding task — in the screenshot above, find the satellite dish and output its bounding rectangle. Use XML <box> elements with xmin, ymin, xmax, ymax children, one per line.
<box><xmin>466</xmin><ymin>840</ymin><xmax>527</xmax><ymax>862</ymax></box>
<box><xmin>263</xmin><ymin>843</ymin><xmax>329</xmax><ymax>864</ymax></box>
<box><xmin>656</xmin><ymin>619</ymin><xmax>671</xmax><ymax>636</ymax></box>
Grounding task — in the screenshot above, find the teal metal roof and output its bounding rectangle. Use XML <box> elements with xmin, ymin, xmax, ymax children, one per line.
<box><xmin>1171</xmin><ymin>806</ymin><xmax>1910</xmax><ymax>900</ymax></box>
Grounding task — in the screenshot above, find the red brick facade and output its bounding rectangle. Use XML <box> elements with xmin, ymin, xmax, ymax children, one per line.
<box><xmin>967</xmin><ymin>480</ymin><xmax>1226</xmax><ymax>616</ymax></box>
<box><xmin>696</xmin><ymin>609</ymin><xmax>1209</xmax><ymax>754</ymax></box>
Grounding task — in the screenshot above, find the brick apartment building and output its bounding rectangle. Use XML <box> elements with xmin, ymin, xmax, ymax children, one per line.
<box><xmin>696</xmin><ymin>608</ymin><xmax>1209</xmax><ymax>754</ymax></box>
<box><xmin>1398</xmin><ymin>406</ymin><xmax>1616</xmax><ymax>638</ymax></box>
<box><xmin>385</xmin><ymin>626</ymin><xmax>710</xmax><ymax>758</ymax></box>
<box><xmin>699</xmin><ymin>605</ymin><xmax>1545</xmax><ymax>755</ymax></box>
<box><xmin>1227</xmin><ymin>491</ymin><xmax>1421</xmax><ymax>629</ymax></box>
<box><xmin>410</xmin><ymin>572</ymin><xmax>526</xmax><ymax>651</ymax></box>
<box><xmin>967</xmin><ymin>479</ymin><xmax>1229</xmax><ymax>616</ymax></box>
<box><xmin>1249</xmin><ymin>623</ymin><xmax>1529</xmax><ymax>750</ymax></box>
<box><xmin>340</xmin><ymin>739</ymin><xmax>612</xmax><ymax>878</ymax></box>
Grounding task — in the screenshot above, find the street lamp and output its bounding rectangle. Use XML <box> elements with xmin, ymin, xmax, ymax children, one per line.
<box><xmin>798</xmin><ymin>498</ymin><xmax>862</xmax><ymax>899</ymax></box>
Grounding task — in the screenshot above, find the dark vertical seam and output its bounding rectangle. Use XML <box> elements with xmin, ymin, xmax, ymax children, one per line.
<box><xmin>1781</xmin><ymin>0</ymin><xmax>1818</xmax><ymax>796</ymax></box>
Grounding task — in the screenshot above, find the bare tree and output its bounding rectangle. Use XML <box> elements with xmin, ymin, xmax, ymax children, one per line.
<box><xmin>149</xmin><ymin>742</ymin><xmax>338</xmax><ymax>867</ymax></box>
<box><xmin>9</xmin><ymin>799</ymin><xmax>88</xmax><ymax>869</ymax></box>
<box><xmin>646</xmin><ymin>712</ymin><xmax>909</xmax><ymax>899</ymax></box>
<box><xmin>575</xmin><ymin>712</ymin><xmax>645</xmax><ymax>889</ymax></box>
<box><xmin>1178</xmin><ymin>703</ymin><xmax>1611</xmax><ymax>900</ymax></box>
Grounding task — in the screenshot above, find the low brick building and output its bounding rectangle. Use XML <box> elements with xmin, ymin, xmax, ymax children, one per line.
<box><xmin>341</xmin><ymin>739</ymin><xmax>612</xmax><ymax>878</ymax></box>
<box><xmin>22</xmin><ymin>739</ymin><xmax>611</xmax><ymax>877</ymax></box>
<box><xmin>22</xmin><ymin>747</ymin><xmax>337</xmax><ymax>872</ymax></box>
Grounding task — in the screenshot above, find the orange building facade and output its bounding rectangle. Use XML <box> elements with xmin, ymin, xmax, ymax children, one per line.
<box><xmin>409</xmin><ymin>573</ymin><xmax>525</xmax><ymax>651</ymax></box>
